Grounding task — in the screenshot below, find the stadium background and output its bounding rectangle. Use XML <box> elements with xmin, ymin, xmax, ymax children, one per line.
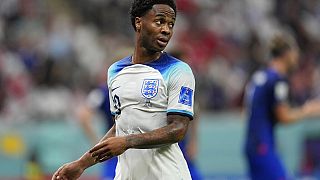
<box><xmin>1</xmin><ymin>0</ymin><xmax>320</xmax><ymax>179</ymax></box>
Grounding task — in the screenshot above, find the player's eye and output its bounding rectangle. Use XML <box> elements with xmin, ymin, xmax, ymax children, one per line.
<box><xmin>168</xmin><ymin>22</ymin><xmax>174</xmax><ymax>28</ymax></box>
<box><xmin>155</xmin><ymin>20</ymin><xmax>162</xmax><ymax>25</ymax></box>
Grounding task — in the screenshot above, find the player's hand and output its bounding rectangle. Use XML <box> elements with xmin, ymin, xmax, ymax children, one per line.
<box><xmin>51</xmin><ymin>161</ymin><xmax>84</xmax><ymax>180</ymax></box>
<box><xmin>302</xmin><ymin>100</ymin><xmax>320</xmax><ymax>117</ymax></box>
<box><xmin>89</xmin><ymin>136</ymin><xmax>128</xmax><ymax>162</ymax></box>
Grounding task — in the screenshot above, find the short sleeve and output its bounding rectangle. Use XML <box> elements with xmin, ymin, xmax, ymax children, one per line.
<box><xmin>167</xmin><ymin>64</ymin><xmax>195</xmax><ymax>120</ymax></box>
<box><xmin>273</xmin><ymin>81</ymin><xmax>289</xmax><ymax>104</ymax></box>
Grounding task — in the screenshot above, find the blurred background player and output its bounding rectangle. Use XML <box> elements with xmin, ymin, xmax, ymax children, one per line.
<box><xmin>244</xmin><ymin>34</ymin><xmax>320</xmax><ymax>180</ymax></box>
<box><xmin>77</xmin><ymin>83</ymin><xmax>117</xmax><ymax>180</ymax></box>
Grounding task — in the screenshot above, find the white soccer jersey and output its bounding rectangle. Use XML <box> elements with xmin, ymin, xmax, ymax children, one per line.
<box><xmin>107</xmin><ymin>53</ymin><xmax>195</xmax><ymax>180</ymax></box>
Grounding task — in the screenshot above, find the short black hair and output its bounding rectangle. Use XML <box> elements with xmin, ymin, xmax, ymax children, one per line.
<box><xmin>129</xmin><ymin>0</ymin><xmax>177</xmax><ymax>31</ymax></box>
<box><xmin>269</xmin><ymin>34</ymin><xmax>297</xmax><ymax>58</ymax></box>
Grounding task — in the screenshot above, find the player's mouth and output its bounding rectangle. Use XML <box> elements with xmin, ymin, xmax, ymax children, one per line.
<box><xmin>157</xmin><ymin>37</ymin><xmax>169</xmax><ymax>47</ymax></box>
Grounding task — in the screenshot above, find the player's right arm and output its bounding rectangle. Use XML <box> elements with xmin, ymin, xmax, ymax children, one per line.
<box><xmin>275</xmin><ymin>100</ymin><xmax>320</xmax><ymax>124</ymax></box>
<box><xmin>272</xmin><ymin>81</ymin><xmax>320</xmax><ymax>124</ymax></box>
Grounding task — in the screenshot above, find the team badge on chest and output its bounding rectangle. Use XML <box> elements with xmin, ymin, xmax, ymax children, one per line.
<box><xmin>141</xmin><ymin>79</ymin><xmax>159</xmax><ymax>107</ymax></box>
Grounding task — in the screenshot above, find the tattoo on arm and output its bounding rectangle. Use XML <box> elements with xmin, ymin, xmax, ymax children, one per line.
<box><xmin>126</xmin><ymin>115</ymin><xmax>190</xmax><ymax>149</ymax></box>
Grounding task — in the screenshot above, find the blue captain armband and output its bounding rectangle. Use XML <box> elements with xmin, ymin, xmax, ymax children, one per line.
<box><xmin>178</xmin><ymin>86</ymin><xmax>193</xmax><ymax>106</ymax></box>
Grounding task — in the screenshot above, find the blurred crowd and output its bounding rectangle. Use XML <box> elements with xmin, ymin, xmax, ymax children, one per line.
<box><xmin>1</xmin><ymin>0</ymin><xmax>320</xmax><ymax>124</ymax></box>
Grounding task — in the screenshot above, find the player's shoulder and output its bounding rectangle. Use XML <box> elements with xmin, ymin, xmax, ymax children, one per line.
<box><xmin>251</xmin><ymin>70</ymin><xmax>267</xmax><ymax>86</ymax></box>
<box><xmin>265</xmin><ymin>68</ymin><xmax>287</xmax><ymax>84</ymax></box>
<box><xmin>108</xmin><ymin>56</ymin><xmax>131</xmax><ymax>71</ymax></box>
<box><xmin>253</xmin><ymin>68</ymin><xmax>284</xmax><ymax>81</ymax></box>
<box><xmin>164</xmin><ymin>53</ymin><xmax>193</xmax><ymax>73</ymax></box>
<box><xmin>145</xmin><ymin>52</ymin><xmax>194</xmax><ymax>78</ymax></box>
<box><xmin>108</xmin><ymin>56</ymin><xmax>132</xmax><ymax>78</ymax></box>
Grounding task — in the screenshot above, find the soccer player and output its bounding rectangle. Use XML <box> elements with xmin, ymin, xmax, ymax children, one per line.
<box><xmin>52</xmin><ymin>0</ymin><xmax>195</xmax><ymax>180</ymax></box>
<box><xmin>244</xmin><ymin>34</ymin><xmax>320</xmax><ymax>180</ymax></box>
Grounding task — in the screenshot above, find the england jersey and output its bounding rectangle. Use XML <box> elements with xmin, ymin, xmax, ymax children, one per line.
<box><xmin>107</xmin><ymin>52</ymin><xmax>194</xmax><ymax>180</ymax></box>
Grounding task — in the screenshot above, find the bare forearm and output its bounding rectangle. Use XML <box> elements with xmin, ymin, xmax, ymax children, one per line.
<box><xmin>126</xmin><ymin>116</ymin><xmax>189</xmax><ymax>149</ymax></box>
<box><xmin>276</xmin><ymin>104</ymin><xmax>308</xmax><ymax>124</ymax></box>
<box><xmin>284</xmin><ymin>108</ymin><xmax>305</xmax><ymax>123</ymax></box>
<box><xmin>276</xmin><ymin>100</ymin><xmax>320</xmax><ymax>124</ymax></box>
<box><xmin>77</xmin><ymin>151</ymin><xmax>98</xmax><ymax>170</ymax></box>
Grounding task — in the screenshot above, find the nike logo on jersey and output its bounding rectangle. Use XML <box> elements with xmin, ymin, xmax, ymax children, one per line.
<box><xmin>111</xmin><ymin>86</ymin><xmax>120</xmax><ymax>92</ymax></box>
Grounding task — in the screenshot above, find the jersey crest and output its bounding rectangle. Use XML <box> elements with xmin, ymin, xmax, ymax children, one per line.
<box><xmin>141</xmin><ymin>79</ymin><xmax>159</xmax><ymax>99</ymax></box>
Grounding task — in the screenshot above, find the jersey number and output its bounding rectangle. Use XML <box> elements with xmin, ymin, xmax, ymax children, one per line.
<box><xmin>112</xmin><ymin>94</ymin><xmax>121</xmax><ymax>115</ymax></box>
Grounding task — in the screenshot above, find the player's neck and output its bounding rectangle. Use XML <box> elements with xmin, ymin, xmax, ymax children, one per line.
<box><xmin>132</xmin><ymin>47</ymin><xmax>162</xmax><ymax>64</ymax></box>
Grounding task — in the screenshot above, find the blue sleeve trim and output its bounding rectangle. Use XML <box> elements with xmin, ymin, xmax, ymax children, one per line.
<box><xmin>167</xmin><ymin>109</ymin><xmax>194</xmax><ymax>120</ymax></box>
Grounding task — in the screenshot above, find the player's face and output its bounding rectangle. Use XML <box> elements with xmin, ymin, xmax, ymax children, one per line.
<box><xmin>138</xmin><ymin>4</ymin><xmax>176</xmax><ymax>52</ymax></box>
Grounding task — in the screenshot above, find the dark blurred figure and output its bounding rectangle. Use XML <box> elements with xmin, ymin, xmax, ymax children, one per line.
<box><xmin>244</xmin><ymin>34</ymin><xmax>320</xmax><ymax>180</ymax></box>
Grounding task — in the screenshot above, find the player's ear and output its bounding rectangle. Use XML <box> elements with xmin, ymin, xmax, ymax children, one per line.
<box><xmin>135</xmin><ymin>17</ymin><xmax>142</xmax><ymax>32</ymax></box>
